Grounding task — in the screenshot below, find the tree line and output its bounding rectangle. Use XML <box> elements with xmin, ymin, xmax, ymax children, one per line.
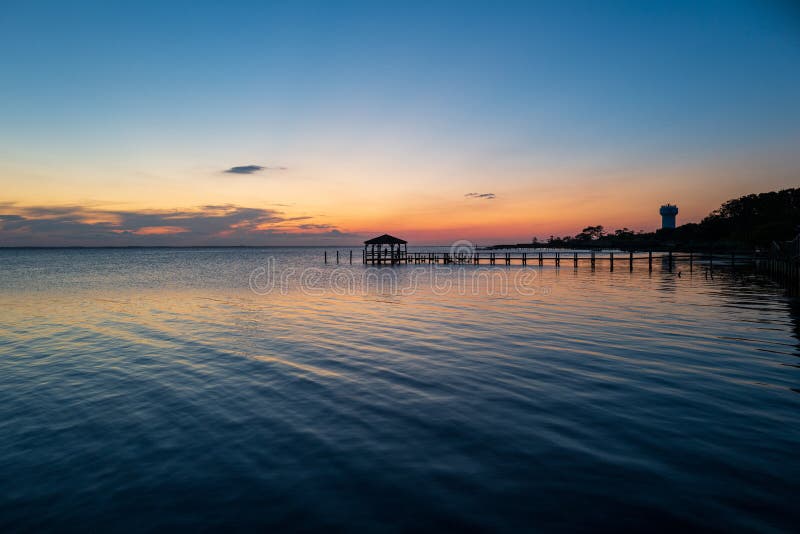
<box><xmin>492</xmin><ymin>188</ymin><xmax>800</xmax><ymax>251</ymax></box>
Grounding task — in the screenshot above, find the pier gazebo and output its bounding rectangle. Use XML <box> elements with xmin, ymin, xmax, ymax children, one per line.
<box><xmin>364</xmin><ymin>234</ymin><xmax>407</xmax><ymax>264</ymax></box>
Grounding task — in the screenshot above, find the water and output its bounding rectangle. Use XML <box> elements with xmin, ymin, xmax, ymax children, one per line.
<box><xmin>1</xmin><ymin>248</ymin><xmax>798</xmax><ymax>531</ymax></box>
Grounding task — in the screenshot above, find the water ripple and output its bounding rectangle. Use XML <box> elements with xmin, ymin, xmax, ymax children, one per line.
<box><xmin>0</xmin><ymin>248</ymin><xmax>798</xmax><ymax>530</ymax></box>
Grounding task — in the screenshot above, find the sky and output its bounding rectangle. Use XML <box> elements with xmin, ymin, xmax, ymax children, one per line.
<box><xmin>1</xmin><ymin>0</ymin><xmax>799</xmax><ymax>246</ymax></box>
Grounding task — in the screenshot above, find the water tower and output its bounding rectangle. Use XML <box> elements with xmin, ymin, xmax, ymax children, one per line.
<box><xmin>660</xmin><ymin>203</ymin><xmax>678</xmax><ymax>229</ymax></box>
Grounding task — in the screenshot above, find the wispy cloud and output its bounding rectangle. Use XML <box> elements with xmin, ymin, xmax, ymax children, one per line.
<box><xmin>465</xmin><ymin>192</ymin><xmax>496</xmax><ymax>200</ymax></box>
<box><xmin>297</xmin><ymin>223</ymin><xmax>334</xmax><ymax>230</ymax></box>
<box><xmin>0</xmin><ymin>203</ymin><xmax>357</xmax><ymax>246</ymax></box>
<box><xmin>223</xmin><ymin>165</ymin><xmax>287</xmax><ymax>175</ymax></box>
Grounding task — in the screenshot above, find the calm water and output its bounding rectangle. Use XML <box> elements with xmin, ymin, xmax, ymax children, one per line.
<box><xmin>1</xmin><ymin>248</ymin><xmax>798</xmax><ymax>531</ymax></box>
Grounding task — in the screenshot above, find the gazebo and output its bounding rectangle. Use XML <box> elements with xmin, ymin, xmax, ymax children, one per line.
<box><xmin>363</xmin><ymin>234</ymin><xmax>408</xmax><ymax>264</ymax></box>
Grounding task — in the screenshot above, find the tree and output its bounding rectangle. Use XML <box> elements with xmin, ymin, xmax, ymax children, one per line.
<box><xmin>699</xmin><ymin>188</ymin><xmax>800</xmax><ymax>245</ymax></box>
<box><xmin>614</xmin><ymin>228</ymin><xmax>634</xmax><ymax>239</ymax></box>
<box><xmin>575</xmin><ymin>225</ymin><xmax>605</xmax><ymax>241</ymax></box>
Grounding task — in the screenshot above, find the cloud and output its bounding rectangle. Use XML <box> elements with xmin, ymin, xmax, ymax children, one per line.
<box><xmin>465</xmin><ymin>192</ymin><xmax>496</xmax><ymax>200</ymax></box>
<box><xmin>224</xmin><ymin>165</ymin><xmax>264</xmax><ymax>174</ymax></box>
<box><xmin>0</xmin><ymin>203</ymin><xmax>358</xmax><ymax>246</ymax></box>
<box><xmin>297</xmin><ymin>223</ymin><xmax>334</xmax><ymax>230</ymax></box>
<box><xmin>131</xmin><ymin>226</ymin><xmax>189</xmax><ymax>236</ymax></box>
<box><xmin>223</xmin><ymin>165</ymin><xmax>287</xmax><ymax>175</ymax></box>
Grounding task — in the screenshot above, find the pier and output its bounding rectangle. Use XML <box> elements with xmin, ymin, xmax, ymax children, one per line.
<box><xmin>326</xmin><ymin>245</ymin><xmax>798</xmax><ymax>294</ymax></box>
<box><xmin>326</xmin><ymin>245</ymin><xmax>760</xmax><ymax>272</ymax></box>
<box><xmin>305</xmin><ymin>232</ymin><xmax>800</xmax><ymax>285</ymax></box>
<box><xmin>328</xmin><ymin>235</ymin><xmax>761</xmax><ymax>270</ymax></box>
<box><xmin>761</xmin><ymin>233</ymin><xmax>800</xmax><ymax>295</ymax></box>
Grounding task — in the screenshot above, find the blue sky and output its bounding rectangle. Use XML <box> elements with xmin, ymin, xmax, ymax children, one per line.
<box><xmin>1</xmin><ymin>0</ymin><xmax>799</xmax><ymax>245</ymax></box>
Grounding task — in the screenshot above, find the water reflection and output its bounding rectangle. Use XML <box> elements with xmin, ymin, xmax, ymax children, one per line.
<box><xmin>0</xmin><ymin>248</ymin><xmax>798</xmax><ymax>530</ymax></box>
<box><xmin>789</xmin><ymin>297</ymin><xmax>800</xmax><ymax>355</ymax></box>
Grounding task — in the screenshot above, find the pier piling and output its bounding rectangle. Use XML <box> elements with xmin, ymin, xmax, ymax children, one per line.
<box><xmin>354</xmin><ymin>248</ymin><xmax>761</xmax><ymax>274</ymax></box>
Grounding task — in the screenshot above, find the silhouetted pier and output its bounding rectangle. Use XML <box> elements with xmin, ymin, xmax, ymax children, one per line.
<box><xmin>314</xmin><ymin>232</ymin><xmax>800</xmax><ymax>282</ymax></box>
<box><xmin>760</xmin><ymin>233</ymin><xmax>800</xmax><ymax>295</ymax></box>
<box><xmin>326</xmin><ymin>247</ymin><xmax>760</xmax><ymax>272</ymax></box>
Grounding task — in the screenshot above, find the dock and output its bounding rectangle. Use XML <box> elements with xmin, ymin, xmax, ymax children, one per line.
<box><xmin>325</xmin><ymin>247</ymin><xmax>759</xmax><ymax>272</ymax></box>
<box><xmin>316</xmin><ymin>232</ymin><xmax>798</xmax><ymax>294</ymax></box>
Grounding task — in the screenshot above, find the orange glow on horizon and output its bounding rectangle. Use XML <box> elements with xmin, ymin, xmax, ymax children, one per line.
<box><xmin>132</xmin><ymin>226</ymin><xmax>190</xmax><ymax>236</ymax></box>
<box><xmin>1</xmin><ymin>151</ymin><xmax>798</xmax><ymax>245</ymax></box>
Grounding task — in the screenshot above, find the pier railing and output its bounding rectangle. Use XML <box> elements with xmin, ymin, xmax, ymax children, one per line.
<box><xmin>317</xmin><ymin>242</ymin><xmax>798</xmax><ymax>293</ymax></box>
<box><xmin>763</xmin><ymin>234</ymin><xmax>800</xmax><ymax>294</ymax></box>
<box><xmin>323</xmin><ymin>249</ymin><xmax>761</xmax><ymax>272</ymax></box>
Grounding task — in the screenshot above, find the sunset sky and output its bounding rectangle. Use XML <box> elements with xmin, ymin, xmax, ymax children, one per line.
<box><xmin>1</xmin><ymin>0</ymin><xmax>799</xmax><ymax>246</ymax></box>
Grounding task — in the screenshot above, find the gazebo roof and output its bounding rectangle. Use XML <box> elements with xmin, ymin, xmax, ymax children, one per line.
<box><xmin>364</xmin><ymin>234</ymin><xmax>407</xmax><ymax>245</ymax></box>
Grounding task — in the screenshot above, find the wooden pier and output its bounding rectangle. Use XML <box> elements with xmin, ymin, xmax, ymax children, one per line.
<box><xmin>326</xmin><ymin>247</ymin><xmax>760</xmax><ymax>272</ymax></box>
<box><xmin>760</xmin><ymin>233</ymin><xmax>800</xmax><ymax>295</ymax></box>
<box><xmin>318</xmin><ymin>232</ymin><xmax>800</xmax><ymax>293</ymax></box>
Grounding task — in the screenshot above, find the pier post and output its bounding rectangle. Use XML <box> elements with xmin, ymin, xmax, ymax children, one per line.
<box><xmin>324</xmin><ymin>251</ymin><xmax>328</xmax><ymax>264</ymax></box>
<box><xmin>505</xmin><ymin>253</ymin><xmax>511</xmax><ymax>265</ymax></box>
<box><xmin>556</xmin><ymin>252</ymin><xmax>560</xmax><ymax>268</ymax></box>
<box><xmin>522</xmin><ymin>252</ymin><xmax>526</xmax><ymax>266</ymax></box>
<box><xmin>689</xmin><ymin>250</ymin><xmax>693</xmax><ymax>272</ymax></box>
<box><xmin>648</xmin><ymin>251</ymin><xmax>652</xmax><ymax>272</ymax></box>
<box><xmin>336</xmin><ymin>250</ymin><xmax>339</xmax><ymax>264</ymax></box>
<box><xmin>709</xmin><ymin>247</ymin><xmax>713</xmax><ymax>272</ymax></box>
<box><xmin>610</xmin><ymin>252</ymin><xmax>614</xmax><ymax>272</ymax></box>
<box><xmin>539</xmin><ymin>252</ymin><xmax>543</xmax><ymax>266</ymax></box>
<box><xmin>591</xmin><ymin>251</ymin><xmax>595</xmax><ymax>270</ymax></box>
<box><xmin>574</xmin><ymin>252</ymin><xmax>578</xmax><ymax>268</ymax></box>
<box><xmin>350</xmin><ymin>250</ymin><xmax>353</xmax><ymax>264</ymax></box>
<box><xmin>629</xmin><ymin>251</ymin><xmax>633</xmax><ymax>272</ymax></box>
